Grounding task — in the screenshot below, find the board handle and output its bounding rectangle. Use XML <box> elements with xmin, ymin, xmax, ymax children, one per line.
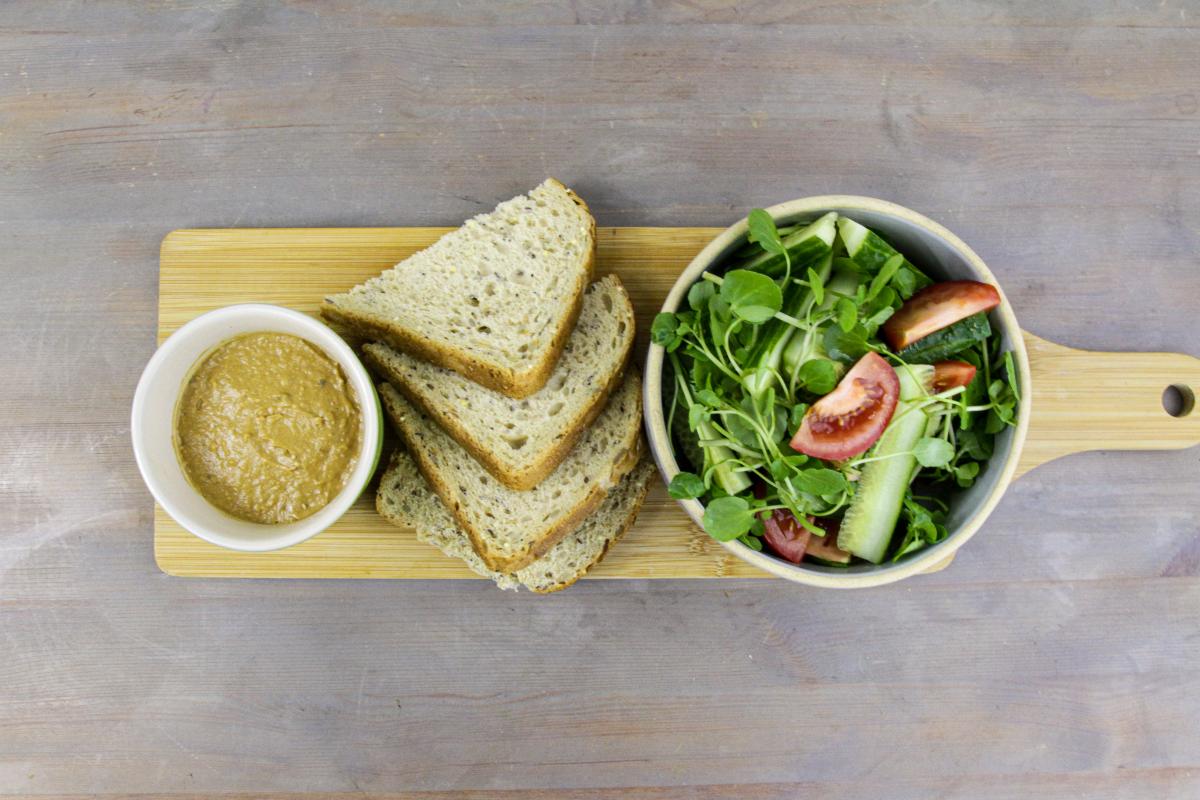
<box><xmin>1016</xmin><ymin>331</ymin><xmax>1200</xmax><ymax>477</ymax></box>
<box><xmin>922</xmin><ymin>331</ymin><xmax>1199</xmax><ymax>575</ymax></box>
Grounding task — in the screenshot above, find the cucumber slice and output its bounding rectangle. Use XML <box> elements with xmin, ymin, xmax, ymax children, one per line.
<box><xmin>838</xmin><ymin>217</ymin><xmax>933</xmax><ymax>291</ymax></box>
<box><xmin>782</xmin><ymin>265</ymin><xmax>856</xmax><ymax>375</ymax></box>
<box><xmin>896</xmin><ymin>364</ymin><xmax>935</xmax><ymax>402</ymax></box>
<box><xmin>742</xmin><ymin>272</ymin><xmax>818</xmax><ymax>398</ymax></box>
<box><xmin>898</xmin><ymin>313</ymin><xmax>991</xmax><ymax>363</ymax></box>
<box><xmin>740</xmin><ymin>212</ymin><xmax>838</xmax><ymax>278</ymax></box>
<box><xmin>694</xmin><ymin>417</ymin><xmax>752</xmax><ymax>496</ymax></box>
<box><xmin>836</xmin><ymin>365</ymin><xmax>933</xmax><ymax>564</ymax></box>
<box><xmin>838</xmin><ymin>217</ymin><xmax>902</xmax><ymax>274</ymax></box>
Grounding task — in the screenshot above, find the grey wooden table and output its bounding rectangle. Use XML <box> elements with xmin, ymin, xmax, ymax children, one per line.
<box><xmin>3</xmin><ymin>2</ymin><xmax>1199</xmax><ymax>798</ymax></box>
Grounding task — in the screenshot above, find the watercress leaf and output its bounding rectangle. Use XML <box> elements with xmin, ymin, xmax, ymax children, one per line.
<box><xmin>747</xmin><ymin>209</ymin><xmax>786</xmax><ymax>257</ymax></box>
<box><xmin>688</xmin><ymin>280</ymin><xmax>715</xmax><ymax>311</ymax></box>
<box><xmin>835</xmin><ymin>297</ymin><xmax>858</xmax><ymax>333</ymax></box>
<box><xmin>687</xmin><ymin>402</ymin><xmax>707</xmax><ymax>431</ymax></box>
<box><xmin>867</xmin><ymin>253</ymin><xmax>904</xmax><ymax>301</ymax></box>
<box><xmin>807</xmin><ymin>267</ymin><xmax>825</xmax><ymax>306</ymax></box>
<box><xmin>959</xmin><ymin>366</ymin><xmax>985</xmax><ymax>429</ymax></box>
<box><xmin>913</xmin><ymin>437</ymin><xmax>955</xmax><ymax>468</ymax></box>
<box><xmin>926</xmin><ymin>522</ymin><xmax>949</xmax><ymax>544</ymax></box>
<box><xmin>784</xmin><ymin>453</ymin><xmax>809</xmax><ymax>468</ymax></box>
<box><xmin>988</xmin><ymin>380</ymin><xmax>1007</xmax><ymax>400</ymax></box>
<box><xmin>668</xmin><ymin>471</ymin><xmax>706</xmax><ymax>500</ymax></box>
<box><xmin>690</xmin><ymin>356</ymin><xmax>713</xmax><ymax>390</ymax></box>
<box><xmin>768</xmin><ymin>458</ymin><xmax>788</xmax><ymax>482</ymax></box>
<box><xmin>985</xmin><ymin>409</ymin><xmax>1007</xmax><ymax>434</ymax></box>
<box><xmin>894</xmin><ymin>267</ymin><xmax>918</xmax><ymax>299</ymax></box>
<box><xmin>869</xmin><ymin>286</ymin><xmax>897</xmax><ymax>314</ymax></box>
<box><xmin>738</xmin><ymin>532</ymin><xmax>763</xmax><ymax>551</ymax></box>
<box><xmin>707</xmin><ymin>315</ymin><xmax>728</xmax><ymax>347</ymax></box>
<box><xmin>823</xmin><ymin>325</ymin><xmax>870</xmax><ymax>364</ymax></box>
<box><xmin>696</xmin><ymin>388</ymin><xmax>722</xmax><ymax>408</ymax></box>
<box><xmin>892</xmin><ymin>533</ymin><xmax>927</xmax><ymax>561</ymax></box>
<box><xmin>651</xmin><ymin>312</ymin><xmax>678</xmax><ymax>347</ymax></box>
<box><xmin>789</xmin><ymin>402</ymin><xmax>809</xmax><ymax>429</ymax></box>
<box><xmin>721</xmin><ymin>269</ymin><xmax>782</xmax><ymax>324</ymax></box>
<box><xmin>736</xmin><ymin>305</ymin><xmax>776</xmax><ymax>325</ymax></box>
<box><xmin>772</xmin><ymin>403</ymin><xmax>789</xmax><ymax>442</ymax></box>
<box><xmin>863</xmin><ymin>305</ymin><xmax>895</xmax><ymax>336</ymax></box>
<box><xmin>727</xmin><ymin>413</ymin><xmax>760</xmax><ymax>450</ymax></box>
<box><xmin>957</xmin><ymin>428</ymin><xmax>993</xmax><ymax>460</ymax></box>
<box><xmin>796</xmin><ymin>468</ymin><xmax>847</xmax><ymax>496</ymax></box>
<box><xmin>702</xmin><ymin>496</ymin><xmax>756</xmax><ymax>541</ymax></box>
<box><xmin>797</xmin><ymin>358</ymin><xmax>839</xmax><ymax>395</ymax></box>
<box><xmin>954</xmin><ymin>461</ymin><xmax>981</xmax><ymax>487</ymax></box>
<box><xmin>1004</xmin><ymin>350</ymin><xmax>1021</xmax><ymax>402</ymax></box>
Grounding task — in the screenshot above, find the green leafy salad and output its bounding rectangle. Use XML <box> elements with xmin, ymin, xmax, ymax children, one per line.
<box><xmin>652</xmin><ymin>210</ymin><xmax>1020</xmax><ymax>566</ymax></box>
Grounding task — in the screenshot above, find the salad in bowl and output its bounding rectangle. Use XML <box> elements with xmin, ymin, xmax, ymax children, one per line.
<box><xmin>651</xmin><ymin>206</ymin><xmax>1021</xmax><ymax>571</ymax></box>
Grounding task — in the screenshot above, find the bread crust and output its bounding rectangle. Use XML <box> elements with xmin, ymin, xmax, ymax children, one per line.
<box><xmin>379</xmin><ymin>375</ymin><xmax>643</xmax><ymax>573</ymax></box>
<box><xmin>376</xmin><ymin>450</ymin><xmax>653</xmax><ymax>594</ymax></box>
<box><xmin>322</xmin><ymin>177</ymin><xmax>595</xmax><ymax>399</ymax></box>
<box><xmin>530</xmin><ymin>455</ymin><xmax>653</xmax><ymax>593</ymax></box>
<box><xmin>362</xmin><ymin>277</ymin><xmax>634</xmax><ymax>490</ymax></box>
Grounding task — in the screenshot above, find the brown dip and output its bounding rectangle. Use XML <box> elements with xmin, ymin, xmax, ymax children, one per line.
<box><xmin>174</xmin><ymin>332</ymin><xmax>362</xmax><ymax>524</ymax></box>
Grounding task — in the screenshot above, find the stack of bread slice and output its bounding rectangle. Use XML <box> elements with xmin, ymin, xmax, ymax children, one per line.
<box><xmin>324</xmin><ymin>179</ymin><xmax>650</xmax><ymax>592</ymax></box>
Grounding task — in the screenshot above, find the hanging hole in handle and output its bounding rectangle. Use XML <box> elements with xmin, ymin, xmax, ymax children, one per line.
<box><xmin>1162</xmin><ymin>385</ymin><xmax>1195</xmax><ymax>418</ymax></box>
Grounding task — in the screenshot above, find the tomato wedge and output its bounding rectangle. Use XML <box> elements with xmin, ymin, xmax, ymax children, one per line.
<box><xmin>762</xmin><ymin>508</ymin><xmax>810</xmax><ymax>563</ymax></box>
<box><xmin>790</xmin><ymin>352</ymin><xmax>899</xmax><ymax>460</ymax></box>
<box><xmin>931</xmin><ymin>360</ymin><xmax>977</xmax><ymax>392</ymax></box>
<box><xmin>805</xmin><ymin>516</ymin><xmax>852</xmax><ymax>564</ymax></box>
<box><xmin>882</xmin><ymin>281</ymin><xmax>1001</xmax><ymax>351</ymax></box>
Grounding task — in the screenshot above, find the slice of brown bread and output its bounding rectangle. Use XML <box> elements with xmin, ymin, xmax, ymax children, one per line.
<box><xmin>377</xmin><ymin>449</ymin><xmax>654</xmax><ymax>593</ymax></box>
<box><xmin>379</xmin><ymin>371</ymin><xmax>643</xmax><ymax>573</ymax></box>
<box><xmin>363</xmin><ymin>274</ymin><xmax>635</xmax><ymax>490</ymax></box>
<box><xmin>322</xmin><ymin>178</ymin><xmax>595</xmax><ymax>398</ymax></box>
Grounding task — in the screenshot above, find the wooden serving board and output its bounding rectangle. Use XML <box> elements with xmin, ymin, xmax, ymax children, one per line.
<box><xmin>155</xmin><ymin>228</ymin><xmax>1200</xmax><ymax>579</ymax></box>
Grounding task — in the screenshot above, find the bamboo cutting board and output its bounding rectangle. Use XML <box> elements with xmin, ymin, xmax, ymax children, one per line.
<box><xmin>155</xmin><ymin>228</ymin><xmax>1200</xmax><ymax>579</ymax></box>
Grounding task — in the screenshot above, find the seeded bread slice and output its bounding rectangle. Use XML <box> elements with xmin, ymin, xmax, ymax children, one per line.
<box><xmin>363</xmin><ymin>275</ymin><xmax>635</xmax><ymax>490</ymax></box>
<box><xmin>377</xmin><ymin>449</ymin><xmax>654</xmax><ymax>593</ymax></box>
<box><xmin>379</xmin><ymin>372</ymin><xmax>643</xmax><ymax>573</ymax></box>
<box><xmin>322</xmin><ymin>178</ymin><xmax>594</xmax><ymax>398</ymax></box>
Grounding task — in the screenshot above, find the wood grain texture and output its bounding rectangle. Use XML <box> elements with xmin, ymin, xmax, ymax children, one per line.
<box><xmin>154</xmin><ymin>228</ymin><xmax>1200</xmax><ymax>580</ymax></box>
<box><xmin>3</xmin><ymin>1</ymin><xmax>1200</xmax><ymax>797</ymax></box>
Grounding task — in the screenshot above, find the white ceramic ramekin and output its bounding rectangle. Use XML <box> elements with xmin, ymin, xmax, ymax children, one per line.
<box><xmin>132</xmin><ymin>303</ymin><xmax>382</xmax><ymax>552</ymax></box>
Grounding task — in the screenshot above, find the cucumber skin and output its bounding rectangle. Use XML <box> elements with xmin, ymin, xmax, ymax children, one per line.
<box><xmin>839</xmin><ymin>217</ymin><xmax>933</xmax><ymax>290</ymax></box>
<box><xmin>836</xmin><ymin>365</ymin><xmax>933</xmax><ymax>564</ymax></box>
<box><xmin>898</xmin><ymin>313</ymin><xmax>992</xmax><ymax>363</ymax></box>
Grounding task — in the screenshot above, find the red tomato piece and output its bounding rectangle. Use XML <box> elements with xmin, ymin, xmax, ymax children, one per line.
<box><xmin>762</xmin><ymin>508</ymin><xmax>811</xmax><ymax>563</ymax></box>
<box><xmin>931</xmin><ymin>360</ymin><xmax>978</xmax><ymax>392</ymax></box>
<box><xmin>790</xmin><ymin>352</ymin><xmax>900</xmax><ymax>460</ymax></box>
<box><xmin>881</xmin><ymin>280</ymin><xmax>1001</xmax><ymax>351</ymax></box>
<box><xmin>804</xmin><ymin>516</ymin><xmax>852</xmax><ymax>564</ymax></box>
